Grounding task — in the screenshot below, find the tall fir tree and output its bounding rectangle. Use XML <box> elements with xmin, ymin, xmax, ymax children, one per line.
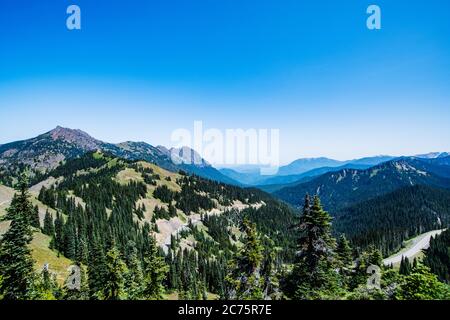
<box><xmin>142</xmin><ymin>235</ymin><xmax>168</xmax><ymax>300</ymax></box>
<box><xmin>87</xmin><ymin>240</ymin><xmax>108</xmax><ymax>299</ymax></box>
<box><xmin>124</xmin><ymin>241</ymin><xmax>144</xmax><ymax>299</ymax></box>
<box><xmin>225</xmin><ymin>218</ymin><xmax>264</xmax><ymax>300</ymax></box>
<box><xmin>0</xmin><ymin>174</ymin><xmax>36</xmax><ymax>299</ymax></box>
<box><xmin>288</xmin><ymin>195</ymin><xmax>340</xmax><ymax>299</ymax></box>
<box><xmin>399</xmin><ymin>256</ymin><xmax>412</xmax><ymax>276</ymax></box>
<box><xmin>101</xmin><ymin>243</ymin><xmax>127</xmax><ymax>300</ymax></box>
<box><xmin>42</xmin><ymin>210</ymin><xmax>54</xmax><ymax>236</ymax></box>
<box><xmin>31</xmin><ymin>205</ymin><xmax>40</xmax><ymax>229</ymax></box>
<box><xmin>336</xmin><ymin>234</ymin><xmax>353</xmax><ymax>268</ymax></box>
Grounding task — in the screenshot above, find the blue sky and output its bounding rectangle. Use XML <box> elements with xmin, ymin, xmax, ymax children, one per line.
<box><xmin>0</xmin><ymin>0</ymin><xmax>449</xmax><ymax>164</ymax></box>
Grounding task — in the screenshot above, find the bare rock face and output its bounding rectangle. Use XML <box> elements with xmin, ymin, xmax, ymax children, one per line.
<box><xmin>49</xmin><ymin>126</ymin><xmax>102</xmax><ymax>150</ymax></box>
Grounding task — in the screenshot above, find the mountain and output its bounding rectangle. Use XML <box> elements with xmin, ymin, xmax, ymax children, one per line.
<box><xmin>346</xmin><ymin>155</ymin><xmax>395</xmax><ymax>166</ymax></box>
<box><xmin>258</xmin><ymin>163</ymin><xmax>373</xmax><ymax>187</ymax></box>
<box><xmin>333</xmin><ymin>185</ymin><xmax>450</xmax><ymax>256</ymax></box>
<box><xmin>414</xmin><ymin>152</ymin><xmax>450</xmax><ymax>159</ymax></box>
<box><xmin>219</xmin><ymin>155</ymin><xmax>395</xmax><ymax>187</ymax></box>
<box><xmin>420</xmin><ymin>155</ymin><xmax>450</xmax><ymax>169</ymax></box>
<box><xmin>218</xmin><ymin>168</ymin><xmax>266</xmax><ymax>185</ymax></box>
<box><xmin>276</xmin><ymin>155</ymin><xmax>395</xmax><ymax>177</ymax></box>
<box><xmin>274</xmin><ymin>157</ymin><xmax>450</xmax><ymax>212</ymax></box>
<box><xmin>276</xmin><ymin>157</ymin><xmax>345</xmax><ymax>176</ymax></box>
<box><xmin>0</xmin><ymin>126</ymin><xmax>238</xmax><ymax>186</ymax></box>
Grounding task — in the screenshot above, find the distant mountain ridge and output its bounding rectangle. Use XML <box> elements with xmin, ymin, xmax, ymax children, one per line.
<box><xmin>0</xmin><ymin>126</ymin><xmax>238</xmax><ymax>186</ymax></box>
<box><xmin>220</xmin><ymin>155</ymin><xmax>395</xmax><ymax>187</ymax></box>
<box><xmin>274</xmin><ymin>157</ymin><xmax>450</xmax><ymax>212</ymax></box>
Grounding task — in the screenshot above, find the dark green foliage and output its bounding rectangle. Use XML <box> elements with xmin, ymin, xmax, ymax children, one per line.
<box><xmin>399</xmin><ymin>256</ymin><xmax>412</xmax><ymax>276</ymax></box>
<box><xmin>42</xmin><ymin>210</ymin><xmax>54</xmax><ymax>236</ymax></box>
<box><xmin>275</xmin><ymin>157</ymin><xmax>450</xmax><ymax>211</ymax></box>
<box><xmin>424</xmin><ymin>229</ymin><xmax>450</xmax><ymax>283</ymax></box>
<box><xmin>87</xmin><ymin>240</ymin><xmax>108</xmax><ymax>299</ymax></box>
<box><xmin>225</xmin><ymin>218</ymin><xmax>264</xmax><ymax>299</ymax></box>
<box><xmin>336</xmin><ymin>234</ymin><xmax>353</xmax><ymax>268</ymax></box>
<box><xmin>153</xmin><ymin>185</ymin><xmax>175</xmax><ymax>203</ymax></box>
<box><xmin>0</xmin><ymin>175</ymin><xmax>35</xmax><ymax>299</ymax></box>
<box><xmin>395</xmin><ymin>263</ymin><xmax>450</xmax><ymax>300</ymax></box>
<box><xmin>100</xmin><ymin>244</ymin><xmax>128</xmax><ymax>300</ymax></box>
<box><xmin>286</xmin><ymin>195</ymin><xmax>341</xmax><ymax>299</ymax></box>
<box><xmin>124</xmin><ymin>241</ymin><xmax>144</xmax><ymax>299</ymax></box>
<box><xmin>142</xmin><ymin>236</ymin><xmax>168</xmax><ymax>299</ymax></box>
<box><xmin>152</xmin><ymin>205</ymin><xmax>177</xmax><ymax>221</ymax></box>
<box><xmin>31</xmin><ymin>205</ymin><xmax>40</xmax><ymax>229</ymax></box>
<box><xmin>334</xmin><ymin>185</ymin><xmax>450</xmax><ymax>256</ymax></box>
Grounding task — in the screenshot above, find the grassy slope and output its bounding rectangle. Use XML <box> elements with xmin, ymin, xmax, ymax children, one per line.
<box><xmin>30</xmin><ymin>232</ymin><xmax>73</xmax><ymax>284</ymax></box>
<box><xmin>1</xmin><ymin>184</ymin><xmax>72</xmax><ymax>285</ymax></box>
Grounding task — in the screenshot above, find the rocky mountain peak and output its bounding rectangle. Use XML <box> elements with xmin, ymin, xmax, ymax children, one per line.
<box><xmin>48</xmin><ymin>126</ymin><xmax>101</xmax><ymax>150</ymax></box>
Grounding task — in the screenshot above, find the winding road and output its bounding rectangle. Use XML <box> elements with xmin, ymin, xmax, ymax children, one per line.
<box><xmin>383</xmin><ymin>229</ymin><xmax>445</xmax><ymax>266</ymax></box>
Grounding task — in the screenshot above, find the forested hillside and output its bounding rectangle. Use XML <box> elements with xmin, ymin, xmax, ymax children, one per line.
<box><xmin>424</xmin><ymin>229</ymin><xmax>450</xmax><ymax>283</ymax></box>
<box><xmin>333</xmin><ymin>185</ymin><xmax>450</xmax><ymax>256</ymax></box>
<box><xmin>1</xmin><ymin>151</ymin><xmax>297</xmax><ymax>299</ymax></box>
<box><xmin>275</xmin><ymin>157</ymin><xmax>450</xmax><ymax>211</ymax></box>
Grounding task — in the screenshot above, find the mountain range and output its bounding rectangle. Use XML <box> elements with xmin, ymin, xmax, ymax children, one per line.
<box><xmin>1</xmin><ymin>126</ymin><xmax>450</xmax><ymax>289</ymax></box>
<box><xmin>0</xmin><ymin>126</ymin><xmax>238</xmax><ymax>186</ymax></box>
<box><xmin>274</xmin><ymin>156</ymin><xmax>450</xmax><ymax>212</ymax></box>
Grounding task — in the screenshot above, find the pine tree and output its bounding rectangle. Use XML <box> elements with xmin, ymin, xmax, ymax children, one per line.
<box><xmin>288</xmin><ymin>195</ymin><xmax>340</xmax><ymax>299</ymax></box>
<box><xmin>336</xmin><ymin>234</ymin><xmax>353</xmax><ymax>267</ymax></box>
<box><xmin>101</xmin><ymin>243</ymin><xmax>127</xmax><ymax>300</ymax></box>
<box><xmin>42</xmin><ymin>210</ymin><xmax>54</xmax><ymax>236</ymax></box>
<box><xmin>31</xmin><ymin>205</ymin><xmax>40</xmax><ymax>229</ymax></box>
<box><xmin>124</xmin><ymin>241</ymin><xmax>144</xmax><ymax>299</ymax></box>
<box><xmin>225</xmin><ymin>218</ymin><xmax>264</xmax><ymax>300</ymax></box>
<box><xmin>87</xmin><ymin>240</ymin><xmax>108</xmax><ymax>299</ymax></box>
<box><xmin>0</xmin><ymin>174</ymin><xmax>36</xmax><ymax>299</ymax></box>
<box><xmin>53</xmin><ymin>211</ymin><xmax>64</xmax><ymax>253</ymax></box>
<box><xmin>400</xmin><ymin>256</ymin><xmax>412</xmax><ymax>275</ymax></box>
<box><xmin>142</xmin><ymin>235</ymin><xmax>168</xmax><ymax>300</ymax></box>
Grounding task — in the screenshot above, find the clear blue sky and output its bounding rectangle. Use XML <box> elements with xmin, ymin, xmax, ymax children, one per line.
<box><xmin>0</xmin><ymin>0</ymin><xmax>449</xmax><ymax>164</ymax></box>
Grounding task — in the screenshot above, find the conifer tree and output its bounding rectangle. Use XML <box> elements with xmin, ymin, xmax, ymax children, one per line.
<box><xmin>225</xmin><ymin>218</ymin><xmax>264</xmax><ymax>300</ymax></box>
<box><xmin>336</xmin><ymin>234</ymin><xmax>353</xmax><ymax>268</ymax></box>
<box><xmin>87</xmin><ymin>240</ymin><xmax>108</xmax><ymax>299</ymax></box>
<box><xmin>288</xmin><ymin>195</ymin><xmax>340</xmax><ymax>299</ymax></box>
<box><xmin>53</xmin><ymin>211</ymin><xmax>64</xmax><ymax>253</ymax></box>
<box><xmin>101</xmin><ymin>243</ymin><xmax>128</xmax><ymax>300</ymax></box>
<box><xmin>42</xmin><ymin>210</ymin><xmax>54</xmax><ymax>236</ymax></box>
<box><xmin>399</xmin><ymin>256</ymin><xmax>412</xmax><ymax>275</ymax></box>
<box><xmin>124</xmin><ymin>241</ymin><xmax>144</xmax><ymax>299</ymax></box>
<box><xmin>31</xmin><ymin>205</ymin><xmax>40</xmax><ymax>229</ymax></box>
<box><xmin>0</xmin><ymin>174</ymin><xmax>35</xmax><ymax>299</ymax></box>
<box><xmin>142</xmin><ymin>235</ymin><xmax>168</xmax><ymax>300</ymax></box>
